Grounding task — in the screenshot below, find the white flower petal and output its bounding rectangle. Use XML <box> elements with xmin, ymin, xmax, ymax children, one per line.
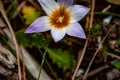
<box><xmin>25</xmin><ymin>16</ymin><xmax>51</xmax><ymax>33</ymax></box>
<box><xmin>57</xmin><ymin>0</ymin><xmax>73</xmax><ymax>7</ymax></box>
<box><xmin>67</xmin><ymin>5</ymin><xmax>90</xmax><ymax>23</ymax></box>
<box><xmin>38</xmin><ymin>0</ymin><xmax>59</xmax><ymax>15</ymax></box>
<box><xmin>66</xmin><ymin>23</ymin><xmax>86</xmax><ymax>39</ymax></box>
<box><xmin>51</xmin><ymin>28</ymin><xmax>66</xmax><ymax>42</ymax></box>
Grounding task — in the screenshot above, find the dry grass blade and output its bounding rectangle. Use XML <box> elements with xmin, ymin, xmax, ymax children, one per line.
<box><xmin>89</xmin><ymin>0</ymin><xmax>95</xmax><ymax>29</ymax></box>
<box><xmin>20</xmin><ymin>46</ymin><xmax>26</xmax><ymax>80</ymax></box>
<box><xmin>0</xmin><ymin>1</ymin><xmax>22</xmax><ymax>80</ymax></box>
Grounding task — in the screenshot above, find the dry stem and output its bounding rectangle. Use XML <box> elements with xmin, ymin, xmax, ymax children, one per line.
<box><xmin>82</xmin><ymin>24</ymin><xmax>117</xmax><ymax>79</ymax></box>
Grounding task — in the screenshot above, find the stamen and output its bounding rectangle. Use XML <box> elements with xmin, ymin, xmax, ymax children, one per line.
<box><xmin>56</xmin><ymin>16</ymin><xmax>64</xmax><ymax>23</ymax></box>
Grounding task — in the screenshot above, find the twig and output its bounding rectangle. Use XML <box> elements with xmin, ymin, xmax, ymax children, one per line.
<box><xmin>82</xmin><ymin>24</ymin><xmax>117</xmax><ymax>80</ymax></box>
<box><xmin>102</xmin><ymin>5</ymin><xmax>111</xmax><ymax>13</ymax></box>
<box><xmin>72</xmin><ymin>38</ymin><xmax>89</xmax><ymax>80</ymax></box>
<box><xmin>0</xmin><ymin>1</ymin><xmax>22</xmax><ymax>80</ymax></box>
<box><xmin>85</xmin><ymin>59</ymin><xmax>118</xmax><ymax>78</ymax></box>
<box><xmin>107</xmin><ymin>52</ymin><xmax>120</xmax><ymax>60</ymax></box>
<box><xmin>72</xmin><ymin>0</ymin><xmax>95</xmax><ymax>79</ymax></box>
<box><xmin>87</xmin><ymin>65</ymin><xmax>109</xmax><ymax>78</ymax></box>
<box><xmin>77</xmin><ymin>64</ymin><xmax>109</xmax><ymax>80</ymax></box>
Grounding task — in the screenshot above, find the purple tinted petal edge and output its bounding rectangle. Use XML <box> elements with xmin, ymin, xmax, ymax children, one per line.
<box><xmin>66</xmin><ymin>23</ymin><xmax>86</xmax><ymax>39</ymax></box>
<box><xmin>25</xmin><ymin>16</ymin><xmax>50</xmax><ymax>33</ymax></box>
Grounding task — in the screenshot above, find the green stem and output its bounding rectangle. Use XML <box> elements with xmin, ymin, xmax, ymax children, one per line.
<box><xmin>38</xmin><ymin>50</ymin><xmax>46</xmax><ymax>80</ymax></box>
<box><xmin>38</xmin><ymin>48</ymin><xmax>58</xmax><ymax>80</ymax></box>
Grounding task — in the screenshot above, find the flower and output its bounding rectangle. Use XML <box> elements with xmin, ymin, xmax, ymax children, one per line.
<box><xmin>25</xmin><ymin>0</ymin><xmax>90</xmax><ymax>42</ymax></box>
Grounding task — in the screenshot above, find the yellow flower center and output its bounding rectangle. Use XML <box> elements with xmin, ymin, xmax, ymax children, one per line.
<box><xmin>49</xmin><ymin>7</ymin><xmax>71</xmax><ymax>28</ymax></box>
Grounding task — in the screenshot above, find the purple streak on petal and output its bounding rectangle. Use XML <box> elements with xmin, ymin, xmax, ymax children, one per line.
<box><xmin>66</xmin><ymin>23</ymin><xmax>86</xmax><ymax>39</ymax></box>
<box><xmin>51</xmin><ymin>28</ymin><xmax>66</xmax><ymax>42</ymax></box>
<box><xmin>25</xmin><ymin>16</ymin><xmax>50</xmax><ymax>33</ymax></box>
<box><xmin>38</xmin><ymin>0</ymin><xmax>59</xmax><ymax>15</ymax></box>
<box><xmin>67</xmin><ymin>5</ymin><xmax>90</xmax><ymax>23</ymax></box>
<box><xmin>57</xmin><ymin>0</ymin><xmax>73</xmax><ymax>7</ymax></box>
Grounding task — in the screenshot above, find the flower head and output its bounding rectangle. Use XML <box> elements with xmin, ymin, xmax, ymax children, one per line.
<box><xmin>25</xmin><ymin>0</ymin><xmax>90</xmax><ymax>42</ymax></box>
